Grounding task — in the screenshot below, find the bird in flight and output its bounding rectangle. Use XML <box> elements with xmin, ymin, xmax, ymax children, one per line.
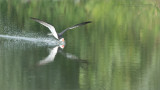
<box><xmin>30</xmin><ymin>17</ymin><xmax>91</xmax><ymax>45</ymax></box>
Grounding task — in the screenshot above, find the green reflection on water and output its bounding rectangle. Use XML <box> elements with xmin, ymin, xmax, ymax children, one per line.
<box><xmin>0</xmin><ymin>0</ymin><xmax>160</xmax><ymax>90</ymax></box>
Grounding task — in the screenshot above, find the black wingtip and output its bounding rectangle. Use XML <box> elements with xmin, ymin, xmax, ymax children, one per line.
<box><xmin>83</xmin><ymin>21</ymin><xmax>92</xmax><ymax>24</ymax></box>
<box><xmin>30</xmin><ymin>17</ymin><xmax>37</xmax><ymax>20</ymax></box>
<box><xmin>86</xmin><ymin>21</ymin><xmax>92</xmax><ymax>23</ymax></box>
<box><xmin>76</xmin><ymin>21</ymin><xmax>92</xmax><ymax>26</ymax></box>
<box><xmin>30</xmin><ymin>17</ymin><xmax>44</xmax><ymax>23</ymax></box>
<box><xmin>30</xmin><ymin>17</ymin><xmax>43</xmax><ymax>21</ymax></box>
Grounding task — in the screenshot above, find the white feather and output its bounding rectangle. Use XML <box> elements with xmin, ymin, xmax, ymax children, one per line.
<box><xmin>31</xmin><ymin>18</ymin><xmax>59</xmax><ymax>39</ymax></box>
<box><xmin>38</xmin><ymin>46</ymin><xmax>59</xmax><ymax>65</ymax></box>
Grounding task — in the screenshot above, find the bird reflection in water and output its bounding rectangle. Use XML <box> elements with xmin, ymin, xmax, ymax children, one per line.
<box><xmin>38</xmin><ymin>46</ymin><xmax>59</xmax><ymax>65</ymax></box>
<box><xmin>38</xmin><ymin>45</ymin><xmax>88</xmax><ymax>66</ymax></box>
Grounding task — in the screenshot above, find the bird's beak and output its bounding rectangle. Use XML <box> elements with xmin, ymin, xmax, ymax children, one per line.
<box><xmin>59</xmin><ymin>45</ymin><xmax>65</xmax><ymax>49</ymax></box>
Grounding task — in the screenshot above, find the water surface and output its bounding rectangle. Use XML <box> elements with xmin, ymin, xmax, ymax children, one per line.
<box><xmin>0</xmin><ymin>0</ymin><xmax>160</xmax><ymax>90</ymax></box>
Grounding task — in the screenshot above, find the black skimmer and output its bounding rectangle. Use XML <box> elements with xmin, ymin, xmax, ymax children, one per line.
<box><xmin>30</xmin><ymin>17</ymin><xmax>91</xmax><ymax>48</ymax></box>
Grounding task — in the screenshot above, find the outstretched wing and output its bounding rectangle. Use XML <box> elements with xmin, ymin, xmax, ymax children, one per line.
<box><xmin>30</xmin><ymin>17</ymin><xmax>59</xmax><ymax>39</ymax></box>
<box><xmin>58</xmin><ymin>21</ymin><xmax>91</xmax><ymax>37</ymax></box>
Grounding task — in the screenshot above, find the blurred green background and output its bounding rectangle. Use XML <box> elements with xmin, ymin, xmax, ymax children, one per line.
<box><xmin>0</xmin><ymin>0</ymin><xmax>160</xmax><ymax>90</ymax></box>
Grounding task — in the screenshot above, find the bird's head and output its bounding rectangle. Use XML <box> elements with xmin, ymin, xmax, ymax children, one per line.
<box><xmin>59</xmin><ymin>38</ymin><xmax>65</xmax><ymax>49</ymax></box>
<box><xmin>60</xmin><ymin>38</ymin><xmax>65</xmax><ymax>42</ymax></box>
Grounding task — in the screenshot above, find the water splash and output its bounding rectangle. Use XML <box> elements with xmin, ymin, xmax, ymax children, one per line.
<box><xmin>0</xmin><ymin>34</ymin><xmax>65</xmax><ymax>46</ymax></box>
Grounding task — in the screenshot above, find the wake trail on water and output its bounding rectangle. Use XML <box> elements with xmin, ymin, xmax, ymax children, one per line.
<box><xmin>0</xmin><ymin>34</ymin><xmax>62</xmax><ymax>46</ymax></box>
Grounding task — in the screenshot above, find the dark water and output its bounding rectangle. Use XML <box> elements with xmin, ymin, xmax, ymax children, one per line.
<box><xmin>0</xmin><ymin>0</ymin><xmax>160</xmax><ymax>90</ymax></box>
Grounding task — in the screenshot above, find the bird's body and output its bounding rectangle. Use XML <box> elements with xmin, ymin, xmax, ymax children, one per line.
<box><xmin>31</xmin><ymin>17</ymin><xmax>91</xmax><ymax>48</ymax></box>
